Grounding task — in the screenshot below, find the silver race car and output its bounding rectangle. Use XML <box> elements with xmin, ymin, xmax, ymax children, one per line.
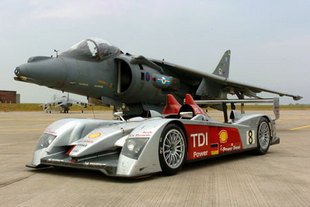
<box><xmin>27</xmin><ymin>94</ymin><xmax>280</xmax><ymax>177</ymax></box>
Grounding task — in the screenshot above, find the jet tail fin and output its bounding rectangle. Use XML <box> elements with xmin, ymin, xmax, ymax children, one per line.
<box><xmin>212</xmin><ymin>50</ymin><xmax>230</xmax><ymax>78</ymax></box>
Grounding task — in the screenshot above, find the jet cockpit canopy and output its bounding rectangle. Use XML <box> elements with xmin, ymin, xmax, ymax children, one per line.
<box><xmin>60</xmin><ymin>38</ymin><xmax>120</xmax><ymax>61</ymax></box>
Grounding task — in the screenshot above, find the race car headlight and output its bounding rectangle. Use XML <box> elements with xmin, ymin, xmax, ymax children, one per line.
<box><xmin>35</xmin><ymin>133</ymin><xmax>57</xmax><ymax>150</ymax></box>
<box><xmin>122</xmin><ymin>138</ymin><xmax>149</xmax><ymax>160</ymax></box>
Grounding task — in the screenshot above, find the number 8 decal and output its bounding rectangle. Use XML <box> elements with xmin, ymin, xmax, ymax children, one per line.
<box><xmin>247</xmin><ymin>130</ymin><xmax>256</xmax><ymax>145</ymax></box>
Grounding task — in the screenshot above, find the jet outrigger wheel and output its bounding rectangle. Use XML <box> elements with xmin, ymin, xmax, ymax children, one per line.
<box><xmin>256</xmin><ymin>117</ymin><xmax>271</xmax><ymax>155</ymax></box>
<box><xmin>159</xmin><ymin>123</ymin><xmax>187</xmax><ymax>175</ymax></box>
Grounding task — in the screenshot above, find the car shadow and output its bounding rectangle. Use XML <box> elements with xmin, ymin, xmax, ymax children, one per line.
<box><xmin>181</xmin><ymin>151</ymin><xmax>258</xmax><ymax>173</ymax></box>
<box><xmin>29</xmin><ymin>166</ymin><xmax>160</xmax><ymax>183</ymax></box>
<box><xmin>29</xmin><ymin>151</ymin><xmax>270</xmax><ymax>183</ymax></box>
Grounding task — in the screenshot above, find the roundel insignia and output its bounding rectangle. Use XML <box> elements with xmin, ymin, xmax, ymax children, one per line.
<box><xmin>88</xmin><ymin>132</ymin><xmax>101</xmax><ymax>139</ymax></box>
<box><xmin>219</xmin><ymin>130</ymin><xmax>228</xmax><ymax>143</ymax></box>
<box><xmin>145</xmin><ymin>72</ymin><xmax>151</xmax><ymax>82</ymax></box>
<box><xmin>161</xmin><ymin>77</ymin><xmax>167</xmax><ymax>84</ymax></box>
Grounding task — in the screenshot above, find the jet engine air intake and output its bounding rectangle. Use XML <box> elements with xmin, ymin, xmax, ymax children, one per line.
<box><xmin>117</xmin><ymin>59</ymin><xmax>132</xmax><ymax>93</ymax></box>
<box><xmin>115</xmin><ymin>56</ymin><xmax>165</xmax><ymax>105</ymax></box>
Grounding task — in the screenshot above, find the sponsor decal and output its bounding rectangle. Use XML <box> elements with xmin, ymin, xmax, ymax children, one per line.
<box><xmin>220</xmin><ymin>143</ymin><xmax>241</xmax><ymax>153</ymax></box>
<box><xmin>210</xmin><ymin>143</ymin><xmax>219</xmax><ymax>155</ymax></box>
<box><xmin>191</xmin><ymin>133</ymin><xmax>208</xmax><ymax>147</ymax></box>
<box><xmin>78</xmin><ymin>139</ymin><xmax>94</xmax><ymax>144</ymax></box>
<box><xmin>190</xmin><ymin>132</ymin><xmax>209</xmax><ymax>159</ymax></box>
<box><xmin>246</xmin><ymin>130</ymin><xmax>256</xmax><ymax>145</ymax></box>
<box><xmin>193</xmin><ymin>150</ymin><xmax>208</xmax><ymax>158</ymax></box>
<box><xmin>129</xmin><ymin>130</ymin><xmax>153</xmax><ymax>138</ymax></box>
<box><xmin>211</xmin><ymin>143</ymin><xmax>219</xmax><ymax>148</ymax></box>
<box><xmin>184</xmin><ymin>124</ymin><xmax>242</xmax><ymax>160</ymax></box>
<box><xmin>88</xmin><ymin>132</ymin><xmax>101</xmax><ymax>139</ymax></box>
<box><xmin>211</xmin><ymin>150</ymin><xmax>219</xmax><ymax>155</ymax></box>
<box><xmin>219</xmin><ymin>130</ymin><xmax>228</xmax><ymax>143</ymax></box>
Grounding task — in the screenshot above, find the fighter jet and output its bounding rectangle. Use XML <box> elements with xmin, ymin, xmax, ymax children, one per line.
<box><xmin>14</xmin><ymin>37</ymin><xmax>302</xmax><ymax>116</ymax></box>
<box><xmin>41</xmin><ymin>93</ymin><xmax>88</xmax><ymax>113</ymax></box>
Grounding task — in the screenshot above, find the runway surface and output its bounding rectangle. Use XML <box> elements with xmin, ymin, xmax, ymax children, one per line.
<box><xmin>0</xmin><ymin>110</ymin><xmax>309</xmax><ymax>207</ymax></box>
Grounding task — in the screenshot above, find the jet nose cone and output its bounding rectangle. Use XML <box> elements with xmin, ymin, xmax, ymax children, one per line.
<box><xmin>14</xmin><ymin>67</ymin><xmax>21</xmax><ymax>76</ymax></box>
<box><xmin>14</xmin><ymin>57</ymin><xmax>67</xmax><ymax>88</ymax></box>
<box><xmin>14</xmin><ymin>66</ymin><xmax>30</xmax><ymax>82</ymax></box>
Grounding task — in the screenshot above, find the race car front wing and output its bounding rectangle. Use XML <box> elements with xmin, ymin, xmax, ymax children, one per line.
<box><xmin>40</xmin><ymin>151</ymin><xmax>119</xmax><ymax>176</ymax></box>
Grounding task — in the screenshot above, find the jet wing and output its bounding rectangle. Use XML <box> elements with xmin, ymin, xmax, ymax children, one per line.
<box><xmin>151</xmin><ymin>59</ymin><xmax>302</xmax><ymax>101</ymax></box>
<box><xmin>219</xmin><ymin>78</ymin><xmax>302</xmax><ymax>101</ymax></box>
<box><xmin>151</xmin><ymin>59</ymin><xmax>206</xmax><ymax>86</ymax></box>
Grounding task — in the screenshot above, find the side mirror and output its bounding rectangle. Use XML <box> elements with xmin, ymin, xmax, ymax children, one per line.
<box><xmin>113</xmin><ymin>112</ymin><xmax>125</xmax><ymax>121</ymax></box>
<box><xmin>179</xmin><ymin>111</ymin><xmax>193</xmax><ymax>119</ymax></box>
<box><xmin>148</xmin><ymin>110</ymin><xmax>163</xmax><ymax>118</ymax></box>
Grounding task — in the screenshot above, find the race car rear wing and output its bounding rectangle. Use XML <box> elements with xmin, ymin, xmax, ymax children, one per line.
<box><xmin>195</xmin><ymin>98</ymin><xmax>280</xmax><ymax>122</ymax></box>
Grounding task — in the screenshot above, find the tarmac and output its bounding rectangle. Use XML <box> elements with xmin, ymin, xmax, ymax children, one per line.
<box><xmin>0</xmin><ymin>110</ymin><xmax>309</xmax><ymax>207</ymax></box>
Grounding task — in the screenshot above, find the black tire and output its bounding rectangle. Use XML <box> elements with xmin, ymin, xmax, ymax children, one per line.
<box><xmin>255</xmin><ymin>117</ymin><xmax>271</xmax><ymax>155</ymax></box>
<box><xmin>159</xmin><ymin>123</ymin><xmax>187</xmax><ymax>175</ymax></box>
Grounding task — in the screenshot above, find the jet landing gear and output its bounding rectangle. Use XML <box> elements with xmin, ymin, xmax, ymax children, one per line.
<box><xmin>63</xmin><ymin>108</ymin><xmax>69</xmax><ymax>113</ymax></box>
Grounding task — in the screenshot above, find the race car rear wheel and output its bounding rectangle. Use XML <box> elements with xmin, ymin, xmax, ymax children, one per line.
<box><xmin>256</xmin><ymin>117</ymin><xmax>271</xmax><ymax>155</ymax></box>
<box><xmin>159</xmin><ymin>123</ymin><xmax>186</xmax><ymax>175</ymax></box>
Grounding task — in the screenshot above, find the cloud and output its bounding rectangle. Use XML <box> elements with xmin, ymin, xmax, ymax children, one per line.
<box><xmin>8</xmin><ymin>0</ymin><xmax>126</xmax><ymax>19</ymax></box>
<box><xmin>26</xmin><ymin>0</ymin><xmax>159</xmax><ymax>19</ymax></box>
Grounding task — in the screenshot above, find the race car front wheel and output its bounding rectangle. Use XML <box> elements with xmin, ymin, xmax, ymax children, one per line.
<box><xmin>159</xmin><ymin>123</ymin><xmax>186</xmax><ymax>175</ymax></box>
<box><xmin>256</xmin><ymin>117</ymin><xmax>271</xmax><ymax>155</ymax></box>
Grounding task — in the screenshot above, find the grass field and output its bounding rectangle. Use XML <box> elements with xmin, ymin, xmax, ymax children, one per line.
<box><xmin>0</xmin><ymin>103</ymin><xmax>309</xmax><ymax>112</ymax></box>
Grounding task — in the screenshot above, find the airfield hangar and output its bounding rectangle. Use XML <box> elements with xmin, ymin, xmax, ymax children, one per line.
<box><xmin>0</xmin><ymin>90</ymin><xmax>20</xmax><ymax>103</ymax></box>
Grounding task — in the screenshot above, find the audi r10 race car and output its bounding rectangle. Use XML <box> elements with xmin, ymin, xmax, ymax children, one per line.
<box><xmin>27</xmin><ymin>94</ymin><xmax>280</xmax><ymax>177</ymax></box>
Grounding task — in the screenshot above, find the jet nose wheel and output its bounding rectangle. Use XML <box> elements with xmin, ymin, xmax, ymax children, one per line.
<box><xmin>159</xmin><ymin>123</ymin><xmax>186</xmax><ymax>175</ymax></box>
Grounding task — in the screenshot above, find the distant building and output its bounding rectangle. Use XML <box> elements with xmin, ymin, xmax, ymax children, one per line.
<box><xmin>0</xmin><ymin>90</ymin><xmax>20</xmax><ymax>103</ymax></box>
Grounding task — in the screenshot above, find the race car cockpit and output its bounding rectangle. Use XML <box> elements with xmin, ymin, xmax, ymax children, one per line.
<box><xmin>60</xmin><ymin>38</ymin><xmax>121</xmax><ymax>61</ymax></box>
<box><xmin>162</xmin><ymin>94</ymin><xmax>210</xmax><ymax>121</ymax></box>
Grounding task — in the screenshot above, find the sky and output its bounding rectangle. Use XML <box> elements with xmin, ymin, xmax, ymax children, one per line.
<box><xmin>0</xmin><ymin>0</ymin><xmax>309</xmax><ymax>104</ymax></box>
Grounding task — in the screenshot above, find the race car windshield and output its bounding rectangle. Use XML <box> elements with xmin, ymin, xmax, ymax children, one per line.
<box><xmin>60</xmin><ymin>38</ymin><xmax>120</xmax><ymax>61</ymax></box>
